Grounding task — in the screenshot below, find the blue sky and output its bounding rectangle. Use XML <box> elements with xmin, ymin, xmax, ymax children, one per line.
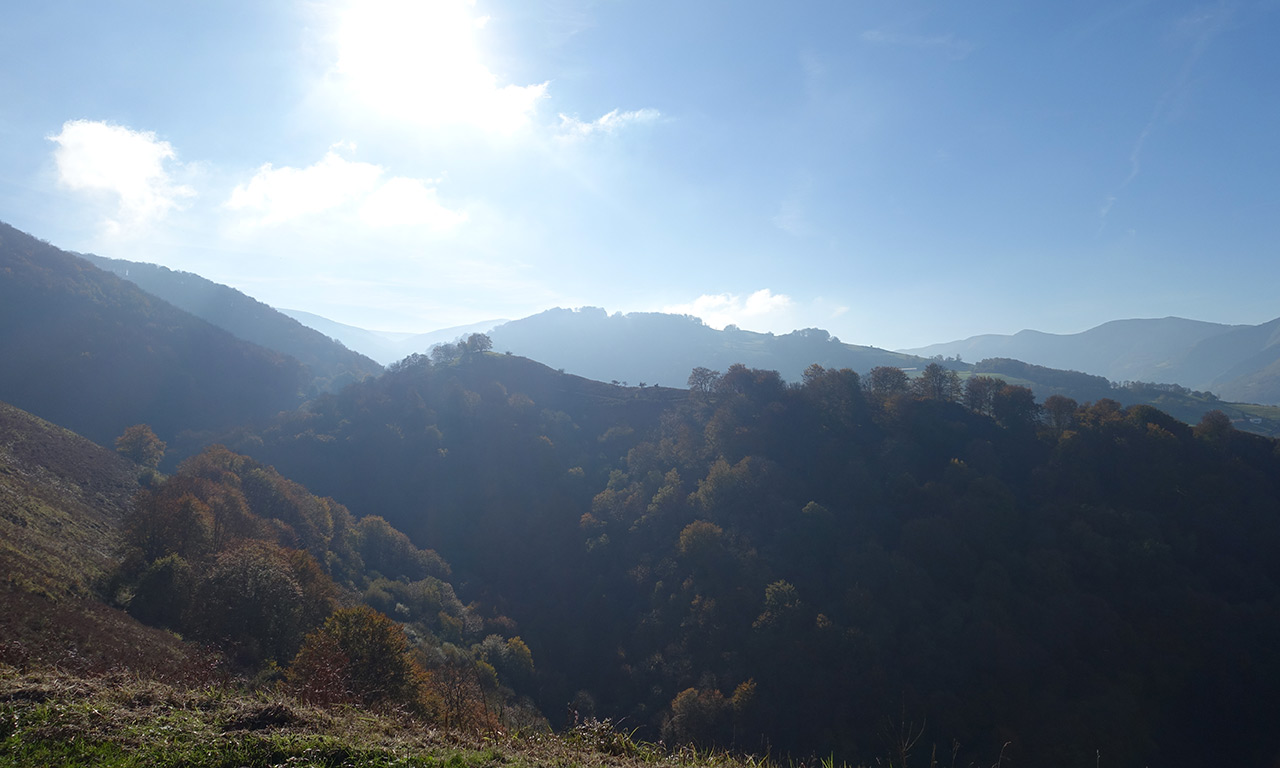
<box><xmin>2</xmin><ymin>0</ymin><xmax>1277</xmax><ymax>350</ymax></box>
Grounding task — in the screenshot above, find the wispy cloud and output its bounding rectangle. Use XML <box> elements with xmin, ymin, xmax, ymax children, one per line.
<box><xmin>225</xmin><ymin>145</ymin><xmax>465</xmax><ymax>232</ymax></box>
<box><xmin>1100</xmin><ymin>4</ymin><xmax>1233</xmax><ymax>227</ymax></box>
<box><xmin>861</xmin><ymin>28</ymin><xmax>976</xmax><ymax>60</ymax></box>
<box><xmin>48</xmin><ymin>120</ymin><xmax>195</xmax><ymax>234</ymax></box>
<box><xmin>558</xmin><ymin>108</ymin><xmax>661</xmax><ymax>139</ymax></box>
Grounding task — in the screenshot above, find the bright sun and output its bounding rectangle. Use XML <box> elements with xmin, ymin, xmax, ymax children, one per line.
<box><xmin>331</xmin><ymin>0</ymin><xmax>546</xmax><ymax>133</ymax></box>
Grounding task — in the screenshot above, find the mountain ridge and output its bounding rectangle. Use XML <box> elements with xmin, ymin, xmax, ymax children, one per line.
<box><xmin>81</xmin><ymin>253</ymin><xmax>383</xmax><ymax>393</ymax></box>
<box><xmin>483</xmin><ymin>306</ymin><xmax>957</xmax><ymax>387</ymax></box>
<box><xmin>0</xmin><ymin>220</ymin><xmax>306</xmax><ymax>447</ymax></box>
<box><xmin>904</xmin><ymin>315</ymin><xmax>1280</xmax><ymax>403</ymax></box>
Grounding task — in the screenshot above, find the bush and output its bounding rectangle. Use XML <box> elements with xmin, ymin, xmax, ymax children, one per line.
<box><xmin>291</xmin><ymin>606</ymin><xmax>426</xmax><ymax>712</ymax></box>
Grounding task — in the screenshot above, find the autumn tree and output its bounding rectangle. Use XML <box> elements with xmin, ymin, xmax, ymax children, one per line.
<box><xmin>291</xmin><ymin>605</ymin><xmax>426</xmax><ymax>710</ymax></box>
<box><xmin>913</xmin><ymin>362</ymin><xmax>962</xmax><ymax>402</ymax></box>
<box><xmin>866</xmin><ymin>366</ymin><xmax>910</xmax><ymax>397</ymax></box>
<box><xmin>424</xmin><ymin>642</ymin><xmax>497</xmax><ymax>730</ymax></box>
<box><xmin>1043</xmin><ymin>394</ymin><xmax>1078</xmax><ymax>432</ymax></box>
<box><xmin>196</xmin><ymin>540</ymin><xmax>314</xmax><ymax>663</ymax></box>
<box><xmin>688</xmin><ymin>366</ymin><xmax>721</xmax><ymax>394</ymax></box>
<box><xmin>801</xmin><ymin>365</ymin><xmax>864</xmax><ymax>427</ymax></box>
<box><xmin>964</xmin><ymin>375</ymin><xmax>1004</xmax><ymax>415</ymax></box>
<box><xmin>125</xmin><ymin>491</ymin><xmax>214</xmax><ymax>562</ymax></box>
<box><xmin>357</xmin><ymin>515</ymin><xmax>451</xmax><ymax>581</ymax></box>
<box><xmin>463</xmin><ymin>333</ymin><xmax>493</xmax><ymax>355</ymax></box>
<box><xmin>431</xmin><ymin>342</ymin><xmax>461</xmax><ymax>365</ymax></box>
<box><xmin>715</xmin><ymin>363</ymin><xmax>786</xmax><ymax>401</ymax></box>
<box><xmin>1194</xmin><ymin>409</ymin><xmax>1234</xmax><ymax>444</ymax></box>
<box><xmin>991</xmin><ymin>384</ymin><xmax>1040</xmax><ymax>430</ymax></box>
<box><xmin>665</xmin><ymin>687</ymin><xmax>733</xmax><ymax>746</ymax></box>
<box><xmin>127</xmin><ymin>552</ymin><xmax>194</xmax><ymax>629</ymax></box>
<box><xmin>115</xmin><ymin>423</ymin><xmax>166</xmax><ymax>468</ymax></box>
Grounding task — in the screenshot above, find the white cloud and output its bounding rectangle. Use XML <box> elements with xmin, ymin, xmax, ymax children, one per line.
<box><xmin>663</xmin><ymin>289</ymin><xmax>795</xmax><ymax>330</ymax></box>
<box><xmin>558</xmin><ymin>108</ymin><xmax>661</xmax><ymax>139</ymax></box>
<box><xmin>327</xmin><ymin>0</ymin><xmax>548</xmax><ymax>133</ymax></box>
<box><xmin>359</xmin><ymin>176</ymin><xmax>467</xmax><ymax>230</ymax></box>
<box><xmin>226</xmin><ymin>149</ymin><xmax>381</xmax><ymax>225</ymax></box>
<box><xmin>226</xmin><ymin>147</ymin><xmax>465</xmax><ymax>232</ymax></box>
<box><xmin>48</xmin><ymin>119</ymin><xmax>195</xmax><ymax>233</ymax></box>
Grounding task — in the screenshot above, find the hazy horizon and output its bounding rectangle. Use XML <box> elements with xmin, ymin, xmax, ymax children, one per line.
<box><xmin>3</xmin><ymin>1</ymin><xmax>1278</xmax><ymax>350</ymax></box>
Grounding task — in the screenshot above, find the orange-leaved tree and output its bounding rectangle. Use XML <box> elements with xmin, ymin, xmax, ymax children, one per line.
<box><xmin>115</xmin><ymin>423</ymin><xmax>166</xmax><ymax>468</ymax></box>
<box><xmin>290</xmin><ymin>605</ymin><xmax>428</xmax><ymax>712</ymax></box>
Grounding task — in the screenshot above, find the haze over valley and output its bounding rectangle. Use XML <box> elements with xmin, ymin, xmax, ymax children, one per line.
<box><xmin>3</xmin><ymin>2</ymin><xmax>1280</xmax><ymax>766</ymax></box>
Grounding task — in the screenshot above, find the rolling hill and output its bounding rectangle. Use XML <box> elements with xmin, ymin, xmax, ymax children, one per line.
<box><xmin>485</xmin><ymin>306</ymin><xmax>952</xmax><ymax>387</ymax></box>
<box><xmin>282</xmin><ymin>306</ymin><xmax>954</xmax><ymax>385</ymax></box>
<box><xmin>905</xmin><ymin>316</ymin><xmax>1280</xmax><ymax>404</ymax></box>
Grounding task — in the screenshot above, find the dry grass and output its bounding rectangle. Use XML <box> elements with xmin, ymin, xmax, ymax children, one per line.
<box><xmin>0</xmin><ymin>664</ymin><xmax>772</xmax><ymax>768</ymax></box>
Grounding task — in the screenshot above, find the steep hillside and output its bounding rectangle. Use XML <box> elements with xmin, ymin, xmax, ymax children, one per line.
<box><xmin>487</xmin><ymin>307</ymin><xmax>944</xmax><ymax>387</ymax></box>
<box><xmin>0</xmin><ymin>400</ymin><xmax>197</xmax><ymax>675</ymax></box>
<box><xmin>83</xmin><ymin>254</ymin><xmax>382</xmax><ymax>393</ymax></box>
<box><xmin>0</xmin><ymin>221</ymin><xmax>305</xmax><ymax>446</ymax></box>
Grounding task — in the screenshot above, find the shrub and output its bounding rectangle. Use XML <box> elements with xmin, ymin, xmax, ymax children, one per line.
<box><xmin>291</xmin><ymin>605</ymin><xmax>426</xmax><ymax>712</ymax></box>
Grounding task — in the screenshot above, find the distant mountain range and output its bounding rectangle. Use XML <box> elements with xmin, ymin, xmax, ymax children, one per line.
<box><xmin>279</xmin><ymin>306</ymin><xmax>955</xmax><ymax>387</ymax></box>
<box><xmin>904</xmin><ymin>317</ymin><xmax>1280</xmax><ymax>405</ymax></box>
<box><xmin>483</xmin><ymin>308</ymin><xmax>950</xmax><ymax>387</ymax></box>
<box><xmin>277</xmin><ymin>309</ymin><xmax>502</xmax><ymax>367</ymax></box>
<box><xmin>11</xmin><ymin>214</ymin><xmax>1276</xmax><ymax>424</ymax></box>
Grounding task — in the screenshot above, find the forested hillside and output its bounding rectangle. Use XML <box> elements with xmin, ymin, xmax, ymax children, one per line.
<box><xmin>106</xmin><ymin>441</ymin><xmax>541</xmax><ymax>727</ymax></box>
<box><xmin>971</xmin><ymin>358</ymin><xmax>1280</xmax><ymax>437</ymax></box>
<box><xmin>0</xmin><ymin>222</ymin><xmax>305</xmax><ymax>446</ymax></box>
<box><xmin>83</xmin><ymin>253</ymin><xmax>383</xmax><ymax>393</ymax></box>
<box><xmin>226</xmin><ymin>351</ymin><xmax>1280</xmax><ymax>767</ymax></box>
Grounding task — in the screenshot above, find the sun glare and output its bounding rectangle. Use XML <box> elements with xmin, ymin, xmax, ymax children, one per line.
<box><xmin>331</xmin><ymin>0</ymin><xmax>546</xmax><ymax>133</ymax></box>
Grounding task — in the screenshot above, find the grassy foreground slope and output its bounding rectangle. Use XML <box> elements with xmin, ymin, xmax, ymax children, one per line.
<box><xmin>0</xmin><ymin>665</ymin><xmax>772</xmax><ymax>768</ymax></box>
<box><xmin>0</xmin><ymin>401</ymin><xmax>203</xmax><ymax>677</ymax></box>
